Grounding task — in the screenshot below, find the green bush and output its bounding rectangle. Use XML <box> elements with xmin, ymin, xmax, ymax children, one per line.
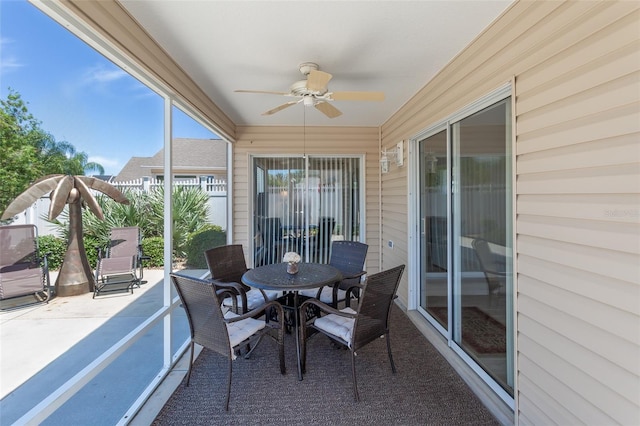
<box><xmin>37</xmin><ymin>235</ymin><xmax>66</xmax><ymax>270</ymax></box>
<box><xmin>142</xmin><ymin>237</ymin><xmax>164</xmax><ymax>268</ymax></box>
<box><xmin>184</xmin><ymin>225</ymin><xmax>226</xmax><ymax>268</ymax></box>
<box><xmin>83</xmin><ymin>235</ymin><xmax>102</xmax><ymax>269</ymax></box>
<box><xmin>37</xmin><ymin>234</ymin><xmax>106</xmax><ymax>270</ymax></box>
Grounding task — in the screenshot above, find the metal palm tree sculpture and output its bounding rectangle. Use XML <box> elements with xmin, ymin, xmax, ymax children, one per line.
<box><xmin>1</xmin><ymin>174</ymin><xmax>129</xmax><ymax>297</ymax></box>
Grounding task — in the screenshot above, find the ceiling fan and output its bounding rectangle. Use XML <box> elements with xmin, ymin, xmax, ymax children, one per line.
<box><xmin>235</xmin><ymin>62</ymin><xmax>384</xmax><ymax>119</ymax></box>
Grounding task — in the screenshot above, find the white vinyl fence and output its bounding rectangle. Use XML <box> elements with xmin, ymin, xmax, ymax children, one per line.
<box><xmin>7</xmin><ymin>177</ymin><xmax>228</xmax><ymax>236</ymax></box>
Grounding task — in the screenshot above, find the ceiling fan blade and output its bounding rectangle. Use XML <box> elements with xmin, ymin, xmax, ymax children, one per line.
<box><xmin>235</xmin><ymin>89</ymin><xmax>289</xmax><ymax>96</ymax></box>
<box><xmin>315</xmin><ymin>101</ymin><xmax>342</xmax><ymax>118</ymax></box>
<box><xmin>306</xmin><ymin>70</ymin><xmax>332</xmax><ymax>92</ymax></box>
<box><xmin>262</xmin><ymin>100</ymin><xmax>299</xmax><ymax>116</ymax></box>
<box><xmin>330</xmin><ymin>91</ymin><xmax>385</xmax><ymax>101</ymax></box>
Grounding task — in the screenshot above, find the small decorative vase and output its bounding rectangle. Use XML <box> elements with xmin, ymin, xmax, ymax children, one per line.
<box><xmin>287</xmin><ymin>262</ymin><xmax>299</xmax><ymax>275</ymax></box>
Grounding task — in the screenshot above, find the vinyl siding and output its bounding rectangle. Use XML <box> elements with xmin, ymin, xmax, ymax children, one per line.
<box><xmin>382</xmin><ymin>0</ymin><xmax>639</xmax><ymax>424</ymax></box>
<box><xmin>233</xmin><ymin>126</ymin><xmax>382</xmax><ymax>274</ymax></box>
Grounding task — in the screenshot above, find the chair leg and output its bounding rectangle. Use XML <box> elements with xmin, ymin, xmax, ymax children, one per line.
<box><xmin>350</xmin><ymin>350</ymin><xmax>360</xmax><ymax>402</ymax></box>
<box><xmin>276</xmin><ymin>319</ymin><xmax>285</xmax><ymax>375</ymax></box>
<box><xmin>185</xmin><ymin>341</ymin><xmax>195</xmax><ymax>386</ymax></box>
<box><xmin>300</xmin><ymin>325</ymin><xmax>306</xmax><ymax>374</ymax></box>
<box><xmin>279</xmin><ymin>336</ymin><xmax>286</xmax><ymax>375</ymax></box>
<box><xmin>386</xmin><ymin>333</ymin><xmax>397</xmax><ymax>374</ymax></box>
<box><xmin>224</xmin><ymin>357</ymin><xmax>232</xmax><ymax>411</ymax></box>
<box><xmin>244</xmin><ymin>335</ymin><xmax>264</xmax><ymax>359</ymax></box>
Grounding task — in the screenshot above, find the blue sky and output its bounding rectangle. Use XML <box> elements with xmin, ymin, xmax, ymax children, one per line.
<box><xmin>1</xmin><ymin>0</ymin><xmax>217</xmax><ymax>176</ymax></box>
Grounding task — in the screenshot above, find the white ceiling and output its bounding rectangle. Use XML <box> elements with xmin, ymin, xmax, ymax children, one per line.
<box><xmin>120</xmin><ymin>1</ymin><xmax>512</xmax><ymax>128</ymax></box>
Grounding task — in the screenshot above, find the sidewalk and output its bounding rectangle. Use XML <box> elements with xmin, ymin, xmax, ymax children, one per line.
<box><xmin>0</xmin><ymin>269</ymin><xmax>184</xmax><ymax>425</ymax></box>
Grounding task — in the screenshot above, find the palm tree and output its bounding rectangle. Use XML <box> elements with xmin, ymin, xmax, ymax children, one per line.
<box><xmin>1</xmin><ymin>174</ymin><xmax>129</xmax><ymax>296</ymax></box>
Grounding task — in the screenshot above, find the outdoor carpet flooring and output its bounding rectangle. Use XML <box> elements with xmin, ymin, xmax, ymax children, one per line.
<box><xmin>429</xmin><ymin>306</ymin><xmax>507</xmax><ymax>354</ymax></box>
<box><xmin>153</xmin><ymin>304</ymin><xmax>499</xmax><ymax>425</ymax></box>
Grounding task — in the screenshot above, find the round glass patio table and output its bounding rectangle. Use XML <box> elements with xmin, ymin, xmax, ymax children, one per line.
<box><xmin>242</xmin><ymin>262</ymin><xmax>342</xmax><ymax>380</ymax></box>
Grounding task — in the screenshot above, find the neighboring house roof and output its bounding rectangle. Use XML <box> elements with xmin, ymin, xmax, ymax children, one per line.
<box><xmin>115</xmin><ymin>138</ymin><xmax>227</xmax><ymax>182</ymax></box>
<box><xmin>91</xmin><ymin>175</ymin><xmax>115</xmax><ymax>182</ymax></box>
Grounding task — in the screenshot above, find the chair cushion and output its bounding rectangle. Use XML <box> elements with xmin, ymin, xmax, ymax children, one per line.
<box><xmin>298</xmin><ymin>287</ymin><xmax>347</xmax><ymax>304</ymax></box>
<box><xmin>313</xmin><ymin>307</ymin><xmax>357</xmax><ymax>347</ymax></box>
<box><xmin>224</xmin><ymin>311</ymin><xmax>266</xmax><ymax>359</ymax></box>
<box><xmin>222</xmin><ymin>289</ymin><xmax>281</xmax><ymax>310</ymax></box>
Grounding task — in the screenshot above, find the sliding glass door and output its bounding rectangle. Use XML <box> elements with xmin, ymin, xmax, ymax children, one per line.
<box><xmin>418</xmin><ymin>96</ymin><xmax>513</xmax><ymax>399</ymax></box>
<box><xmin>252</xmin><ymin>155</ymin><xmax>362</xmax><ymax>266</ymax></box>
<box><xmin>419</xmin><ymin>129</ymin><xmax>449</xmax><ymax>330</ymax></box>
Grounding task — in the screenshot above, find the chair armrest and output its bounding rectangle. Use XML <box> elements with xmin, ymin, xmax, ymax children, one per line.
<box><xmin>224</xmin><ymin>300</ymin><xmax>284</xmax><ymax>324</ymax></box>
<box><xmin>342</xmin><ymin>281</ymin><xmax>365</xmax><ymax>302</ymax></box>
<box><xmin>208</xmin><ymin>279</ymin><xmax>249</xmax><ymax>313</ymax></box>
<box><xmin>208</xmin><ymin>279</ymin><xmax>244</xmax><ymax>294</ymax></box>
<box><xmin>215</xmin><ymin>288</ymin><xmax>238</xmax><ymax>311</ymax></box>
<box><xmin>341</xmin><ymin>270</ymin><xmax>366</xmax><ymax>281</ymax></box>
<box><xmin>96</xmin><ymin>246</ymin><xmax>110</xmax><ymax>260</ymax></box>
<box><xmin>299</xmin><ymin>298</ymin><xmax>357</xmax><ymax>319</ymax></box>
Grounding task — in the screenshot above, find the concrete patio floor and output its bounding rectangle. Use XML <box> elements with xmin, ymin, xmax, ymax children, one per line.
<box><xmin>0</xmin><ymin>269</ymin><xmax>191</xmax><ymax>425</ymax></box>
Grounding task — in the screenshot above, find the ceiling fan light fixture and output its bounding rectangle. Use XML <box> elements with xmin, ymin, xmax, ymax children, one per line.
<box><xmin>235</xmin><ymin>62</ymin><xmax>384</xmax><ymax>119</ymax></box>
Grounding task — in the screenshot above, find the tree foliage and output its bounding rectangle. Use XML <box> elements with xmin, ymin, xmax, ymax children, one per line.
<box><xmin>0</xmin><ymin>89</ymin><xmax>104</xmax><ymax>217</ymax></box>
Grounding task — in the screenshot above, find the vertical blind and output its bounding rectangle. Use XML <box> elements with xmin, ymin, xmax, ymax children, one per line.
<box><xmin>252</xmin><ymin>156</ymin><xmax>361</xmax><ymax>266</ymax></box>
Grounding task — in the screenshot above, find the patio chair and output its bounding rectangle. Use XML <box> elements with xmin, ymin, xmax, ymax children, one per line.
<box><xmin>308</xmin><ymin>216</ymin><xmax>336</xmax><ymax>263</ymax></box>
<box><xmin>94</xmin><ymin>226</ymin><xmax>144</xmax><ymax>298</ymax></box>
<box><xmin>299</xmin><ymin>240</ymin><xmax>368</xmax><ymax>308</ymax></box>
<box><xmin>205</xmin><ymin>244</ymin><xmax>281</xmax><ymax>314</ymax></box>
<box><xmin>0</xmin><ymin>225</ymin><xmax>51</xmax><ymax>305</ymax></box>
<box><xmin>300</xmin><ymin>264</ymin><xmax>405</xmax><ymax>401</ymax></box>
<box><xmin>170</xmin><ymin>272</ymin><xmax>285</xmax><ymax>411</ymax></box>
<box><xmin>471</xmin><ymin>238</ymin><xmax>506</xmax><ymax>304</ymax></box>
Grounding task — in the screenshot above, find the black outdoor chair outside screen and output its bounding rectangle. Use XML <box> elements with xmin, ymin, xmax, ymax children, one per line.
<box><xmin>170</xmin><ymin>272</ymin><xmax>285</xmax><ymax>411</ymax></box>
<box><xmin>300</xmin><ymin>264</ymin><xmax>405</xmax><ymax>401</ymax></box>
<box><xmin>0</xmin><ymin>224</ymin><xmax>50</xmax><ymax>305</ymax></box>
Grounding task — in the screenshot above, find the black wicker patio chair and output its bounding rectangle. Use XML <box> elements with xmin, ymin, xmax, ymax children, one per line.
<box><xmin>205</xmin><ymin>244</ymin><xmax>282</xmax><ymax>314</ymax></box>
<box><xmin>170</xmin><ymin>272</ymin><xmax>286</xmax><ymax>411</ymax></box>
<box><xmin>299</xmin><ymin>240</ymin><xmax>368</xmax><ymax>308</ymax></box>
<box><xmin>299</xmin><ymin>264</ymin><xmax>405</xmax><ymax>401</ymax></box>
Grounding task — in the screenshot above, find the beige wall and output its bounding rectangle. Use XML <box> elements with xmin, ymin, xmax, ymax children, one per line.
<box><xmin>382</xmin><ymin>1</ymin><xmax>639</xmax><ymax>424</ymax></box>
<box><xmin>233</xmin><ymin>126</ymin><xmax>382</xmax><ymax>273</ymax></box>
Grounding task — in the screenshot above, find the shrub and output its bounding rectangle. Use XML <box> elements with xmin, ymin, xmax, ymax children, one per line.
<box><xmin>37</xmin><ymin>235</ymin><xmax>66</xmax><ymax>270</ymax></box>
<box><xmin>83</xmin><ymin>235</ymin><xmax>102</xmax><ymax>269</ymax></box>
<box><xmin>142</xmin><ymin>237</ymin><xmax>164</xmax><ymax>268</ymax></box>
<box><xmin>184</xmin><ymin>225</ymin><xmax>226</xmax><ymax>269</ymax></box>
<box><xmin>37</xmin><ymin>234</ymin><xmax>106</xmax><ymax>270</ymax></box>
<box><xmin>146</xmin><ymin>186</ymin><xmax>210</xmax><ymax>256</ymax></box>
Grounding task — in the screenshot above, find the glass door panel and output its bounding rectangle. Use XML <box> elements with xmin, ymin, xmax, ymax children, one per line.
<box><xmin>418</xmin><ymin>130</ymin><xmax>449</xmax><ymax>329</ymax></box>
<box><xmin>253</xmin><ymin>157</ymin><xmax>305</xmax><ymax>266</ymax></box>
<box><xmin>452</xmin><ymin>99</ymin><xmax>513</xmax><ymax>395</ymax></box>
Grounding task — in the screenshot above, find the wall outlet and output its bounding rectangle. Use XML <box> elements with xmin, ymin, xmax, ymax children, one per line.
<box><xmin>388</xmin><ymin>240</ymin><xmax>394</xmax><ymax>248</ymax></box>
